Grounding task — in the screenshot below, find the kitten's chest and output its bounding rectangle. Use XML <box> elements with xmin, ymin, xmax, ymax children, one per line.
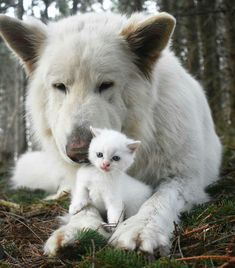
<box><xmin>88</xmin><ymin>174</ymin><xmax>115</xmax><ymax>210</ymax></box>
<box><xmin>89</xmin><ymin>187</ymin><xmax>105</xmax><ymax>211</ymax></box>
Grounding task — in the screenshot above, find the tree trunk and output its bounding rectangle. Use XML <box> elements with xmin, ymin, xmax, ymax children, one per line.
<box><xmin>158</xmin><ymin>0</ymin><xmax>185</xmax><ymax>63</ymax></box>
<box><xmin>41</xmin><ymin>0</ymin><xmax>51</xmax><ymax>21</ymax></box>
<box><xmin>223</xmin><ymin>0</ymin><xmax>235</xmax><ymax>129</ymax></box>
<box><xmin>184</xmin><ymin>0</ymin><xmax>200</xmax><ymax>79</ymax></box>
<box><xmin>15</xmin><ymin>0</ymin><xmax>24</xmax><ymax>19</ymax></box>
<box><xmin>72</xmin><ymin>0</ymin><xmax>79</xmax><ymax>15</ymax></box>
<box><xmin>14</xmin><ymin>0</ymin><xmax>27</xmax><ymax>158</ymax></box>
<box><xmin>117</xmin><ymin>0</ymin><xmax>144</xmax><ymax>14</ymax></box>
<box><xmin>197</xmin><ymin>0</ymin><xmax>221</xmax><ymax>123</ymax></box>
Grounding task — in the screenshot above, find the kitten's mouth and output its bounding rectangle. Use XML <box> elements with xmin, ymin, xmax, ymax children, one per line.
<box><xmin>101</xmin><ymin>166</ymin><xmax>110</xmax><ymax>172</ymax></box>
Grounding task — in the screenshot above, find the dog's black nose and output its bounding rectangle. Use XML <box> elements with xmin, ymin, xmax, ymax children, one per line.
<box><xmin>66</xmin><ymin>127</ymin><xmax>92</xmax><ymax>163</ymax></box>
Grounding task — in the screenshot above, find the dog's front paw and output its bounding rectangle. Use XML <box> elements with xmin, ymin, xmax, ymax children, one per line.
<box><xmin>44</xmin><ymin>185</ymin><xmax>70</xmax><ymax>201</ymax></box>
<box><xmin>109</xmin><ymin>215</ymin><xmax>170</xmax><ymax>255</ymax></box>
<box><xmin>44</xmin><ymin>227</ymin><xmax>75</xmax><ymax>257</ymax></box>
<box><xmin>44</xmin><ymin>206</ymin><xmax>111</xmax><ymax>256</ymax></box>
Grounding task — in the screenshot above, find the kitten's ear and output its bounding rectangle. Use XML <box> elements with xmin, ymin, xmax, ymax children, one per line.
<box><xmin>127</xmin><ymin>141</ymin><xmax>141</xmax><ymax>153</ymax></box>
<box><xmin>90</xmin><ymin>126</ymin><xmax>101</xmax><ymax>137</ymax></box>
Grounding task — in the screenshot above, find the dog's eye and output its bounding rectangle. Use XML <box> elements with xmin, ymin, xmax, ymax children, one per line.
<box><xmin>53</xmin><ymin>83</ymin><xmax>67</xmax><ymax>93</ymax></box>
<box><xmin>96</xmin><ymin>152</ymin><xmax>103</xmax><ymax>158</ymax></box>
<box><xmin>98</xmin><ymin>81</ymin><xmax>114</xmax><ymax>93</ymax></box>
<box><xmin>112</xmin><ymin>155</ymin><xmax>120</xmax><ymax>161</ymax></box>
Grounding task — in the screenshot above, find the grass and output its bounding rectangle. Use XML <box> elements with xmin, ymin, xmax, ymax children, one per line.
<box><xmin>0</xmin><ymin>146</ymin><xmax>234</xmax><ymax>268</ymax></box>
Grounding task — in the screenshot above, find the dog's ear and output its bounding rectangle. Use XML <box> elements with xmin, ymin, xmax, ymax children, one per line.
<box><xmin>0</xmin><ymin>15</ymin><xmax>46</xmax><ymax>74</ymax></box>
<box><xmin>121</xmin><ymin>12</ymin><xmax>175</xmax><ymax>79</ymax></box>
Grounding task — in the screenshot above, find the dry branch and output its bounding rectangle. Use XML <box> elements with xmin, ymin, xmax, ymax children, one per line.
<box><xmin>177</xmin><ymin>255</ymin><xmax>235</xmax><ymax>262</ymax></box>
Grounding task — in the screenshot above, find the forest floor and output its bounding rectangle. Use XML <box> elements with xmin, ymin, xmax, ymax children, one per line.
<box><xmin>0</xmin><ymin>146</ymin><xmax>234</xmax><ymax>268</ymax></box>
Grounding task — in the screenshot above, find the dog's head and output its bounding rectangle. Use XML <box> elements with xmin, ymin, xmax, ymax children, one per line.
<box><xmin>0</xmin><ymin>13</ymin><xmax>175</xmax><ymax>164</ymax></box>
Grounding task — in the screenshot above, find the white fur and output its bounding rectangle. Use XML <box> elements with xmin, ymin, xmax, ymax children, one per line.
<box><xmin>44</xmin><ymin>206</ymin><xmax>110</xmax><ymax>256</ymax></box>
<box><xmin>11</xmin><ymin>151</ymin><xmax>76</xmax><ymax>199</ymax></box>
<box><xmin>69</xmin><ymin>129</ymin><xmax>152</xmax><ymax>225</ymax></box>
<box><xmin>1</xmin><ymin>12</ymin><xmax>221</xmax><ymax>255</ymax></box>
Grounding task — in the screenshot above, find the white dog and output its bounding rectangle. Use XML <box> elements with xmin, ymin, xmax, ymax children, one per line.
<box><xmin>0</xmin><ymin>12</ymin><xmax>222</xmax><ymax>256</ymax></box>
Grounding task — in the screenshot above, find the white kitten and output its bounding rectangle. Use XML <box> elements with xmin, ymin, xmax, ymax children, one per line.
<box><xmin>69</xmin><ymin>127</ymin><xmax>152</xmax><ymax>226</ymax></box>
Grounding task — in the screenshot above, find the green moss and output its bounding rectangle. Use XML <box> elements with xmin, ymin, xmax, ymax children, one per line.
<box><xmin>79</xmin><ymin>248</ymin><xmax>147</xmax><ymax>268</ymax></box>
<box><xmin>145</xmin><ymin>258</ymin><xmax>189</xmax><ymax>268</ymax></box>
<box><xmin>180</xmin><ymin>198</ymin><xmax>235</xmax><ymax>228</ymax></box>
<box><xmin>7</xmin><ymin>188</ymin><xmax>47</xmax><ymax>204</ymax></box>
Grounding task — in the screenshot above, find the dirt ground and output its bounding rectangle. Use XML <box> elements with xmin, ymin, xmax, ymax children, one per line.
<box><xmin>0</xmin><ymin>147</ymin><xmax>234</xmax><ymax>268</ymax></box>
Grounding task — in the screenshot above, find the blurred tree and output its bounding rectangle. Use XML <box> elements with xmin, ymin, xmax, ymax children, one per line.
<box><xmin>197</xmin><ymin>0</ymin><xmax>221</xmax><ymax>122</ymax></box>
<box><xmin>0</xmin><ymin>0</ymin><xmax>17</xmax><ymax>13</ymax></box>
<box><xmin>0</xmin><ymin>0</ymin><xmax>27</xmax><ymax>162</ymax></box>
<box><xmin>114</xmin><ymin>0</ymin><xmax>145</xmax><ymax>14</ymax></box>
<box><xmin>40</xmin><ymin>0</ymin><xmax>54</xmax><ymax>21</ymax></box>
<box><xmin>184</xmin><ymin>0</ymin><xmax>200</xmax><ymax>79</ymax></box>
<box><xmin>56</xmin><ymin>0</ymin><xmax>69</xmax><ymax>16</ymax></box>
<box><xmin>14</xmin><ymin>0</ymin><xmax>27</xmax><ymax>159</ymax></box>
<box><xmin>223</xmin><ymin>0</ymin><xmax>235</xmax><ymax>129</ymax></box>
<box><xmin>71</xmin><ymin>0</ymin><xmax>79</xmax><ymax>14</ymax></box>
<box><xmin>158</xmin><ymin>0</ymin><xmax>185</xmax><ymax>64</ymax></box>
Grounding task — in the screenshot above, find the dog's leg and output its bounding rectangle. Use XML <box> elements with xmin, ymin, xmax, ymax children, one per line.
<box><xmin>109</xmin><ymin>178</ymin><xmax>209</xmax><ymax>255</ymax></box>
<box><xmin>44</xmin><ymin>206</ymin><xmax>110</xmax><ymax>256</ymax></box>
<box><xmin>11</xmin><ymin>151</ymin><xmax>75</xmax><ymax>199</ymax></box>
<box><xmin>44</xmin><ymin>185</ymin><xmax>70</xmax><ymax>200</ymax></box>
<box><xmin>11</xmin><ymin>151</ymin><xmax>61</xmax><ymax>192</ymax></box>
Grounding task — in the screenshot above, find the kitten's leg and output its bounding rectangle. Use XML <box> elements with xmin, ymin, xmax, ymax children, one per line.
<box><xmin>109</xmin><ymin>179</ymin><xmax>209</xmax><ymax>255</ymax></box>
<box><xmin>69</xmin><ymin>185</ymin><xmax>89</xmax><ymax>215</ymax></box>
<box><xmin>44</xmin><ymin>206</ymin><xmax>110</xmax><ymax>256</ymax></box>
<box><xmin>105</xmin><ymin>197</ymin><xmax>125</xmax><ymax>225</ymax></box>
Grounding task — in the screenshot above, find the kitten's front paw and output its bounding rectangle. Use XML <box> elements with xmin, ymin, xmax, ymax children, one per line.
<box><xmin>109</xmin><ymin>215</ymin><xmax>170</xmax><ymax>255</ymax></box>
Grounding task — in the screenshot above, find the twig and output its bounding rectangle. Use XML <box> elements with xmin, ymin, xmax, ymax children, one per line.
<box><xmin>196</xmin><ymin>207</ymin><xmax>209</xmax><ymax>220</ymax></box>
<box><xmin>14</xmin><ymin>218</ymin><xmax>44</xmax><ymax>242</ymax></box>
<box><xmin>205</xmin><ymin>234</ymin><xmax>235</xmax><ymax>247</ymax></box>
<box><xmin>200</xmin><ymin>213</ymin><xmax>212</xmax><ymax>224</ymax></box>
<box><xmin>0</xmin><ymin>199</ymin><xmax>21</xmax><ymax>210</ymax></box>
<box><xmin>2</xmin><ymin>211</ymin><xmax>43</xmax><ymax>242</ymax></box>
<box><xmin>177</xmin><ymin>255</ymin><xmax>235</xmax><ymax>262</ymax></box>
<box><xmin>3</xmin><ymin>249</ymin><xmax>22</xmax><ymax>267</ymax></box>
<box><xmin>184</xmin><ymin>224</ymin><xmax>210</xmax><ymax>236</ymax></box>
<box><xmin>218</xmin><ymin>262</ymin><xmax>232</xmax><ymax>268</ymax></box>
<box><xmin>91</xmin><ymin>239</ymin><xmax>95</xmax><ymax>268</ymax></box>
<box><xmin>177</xmin><ymin>235</ymin><xmax>184</xmax><ymax>259</ymax></box>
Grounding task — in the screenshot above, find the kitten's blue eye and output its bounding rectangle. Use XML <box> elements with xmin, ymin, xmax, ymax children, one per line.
<box><xmin>112</xmin><ymin>155</ymin><xmax>120</xmax><ymax>161</ymax></box>
<box><xmin>96</xmin><ymin>152</ymin><xmax>103</xmax><ymax>158</ymax></box>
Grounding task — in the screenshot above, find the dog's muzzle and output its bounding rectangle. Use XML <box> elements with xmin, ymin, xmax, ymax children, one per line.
<box><xmin>66</xmin><ymin>127</ymin><xmax>92</xmax><ymax>163</ymax></box>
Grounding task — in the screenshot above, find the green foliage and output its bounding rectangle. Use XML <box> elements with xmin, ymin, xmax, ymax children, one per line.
<box><xmin>8</xmin><ymin>188</ymin><xmax>47</xmax><ymax>204</ymax></box>
<box><xmin>145</xmin><ymin>258</ymin><xmax>188</xmax><ymax>268</ymax></box>
<box><xmin>76</xmin><ymin>229</ymin><xmax>107</xmax><ymax>250</ymax></box>
<box><xmin>180</xmin><ymin>198</ymin><xmax>235</xmax><ymax>228</ymax></box>
<box><xmin>79</xmin><ymin>247</ymin><xmax>147</xmax><ymax>268</ymax></box>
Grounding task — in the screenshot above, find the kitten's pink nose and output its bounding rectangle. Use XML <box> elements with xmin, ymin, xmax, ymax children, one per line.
<box><xmin>101</xmin><ymin>160</ymin><xmax>111</xmax><ymax>171</ymax></box>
